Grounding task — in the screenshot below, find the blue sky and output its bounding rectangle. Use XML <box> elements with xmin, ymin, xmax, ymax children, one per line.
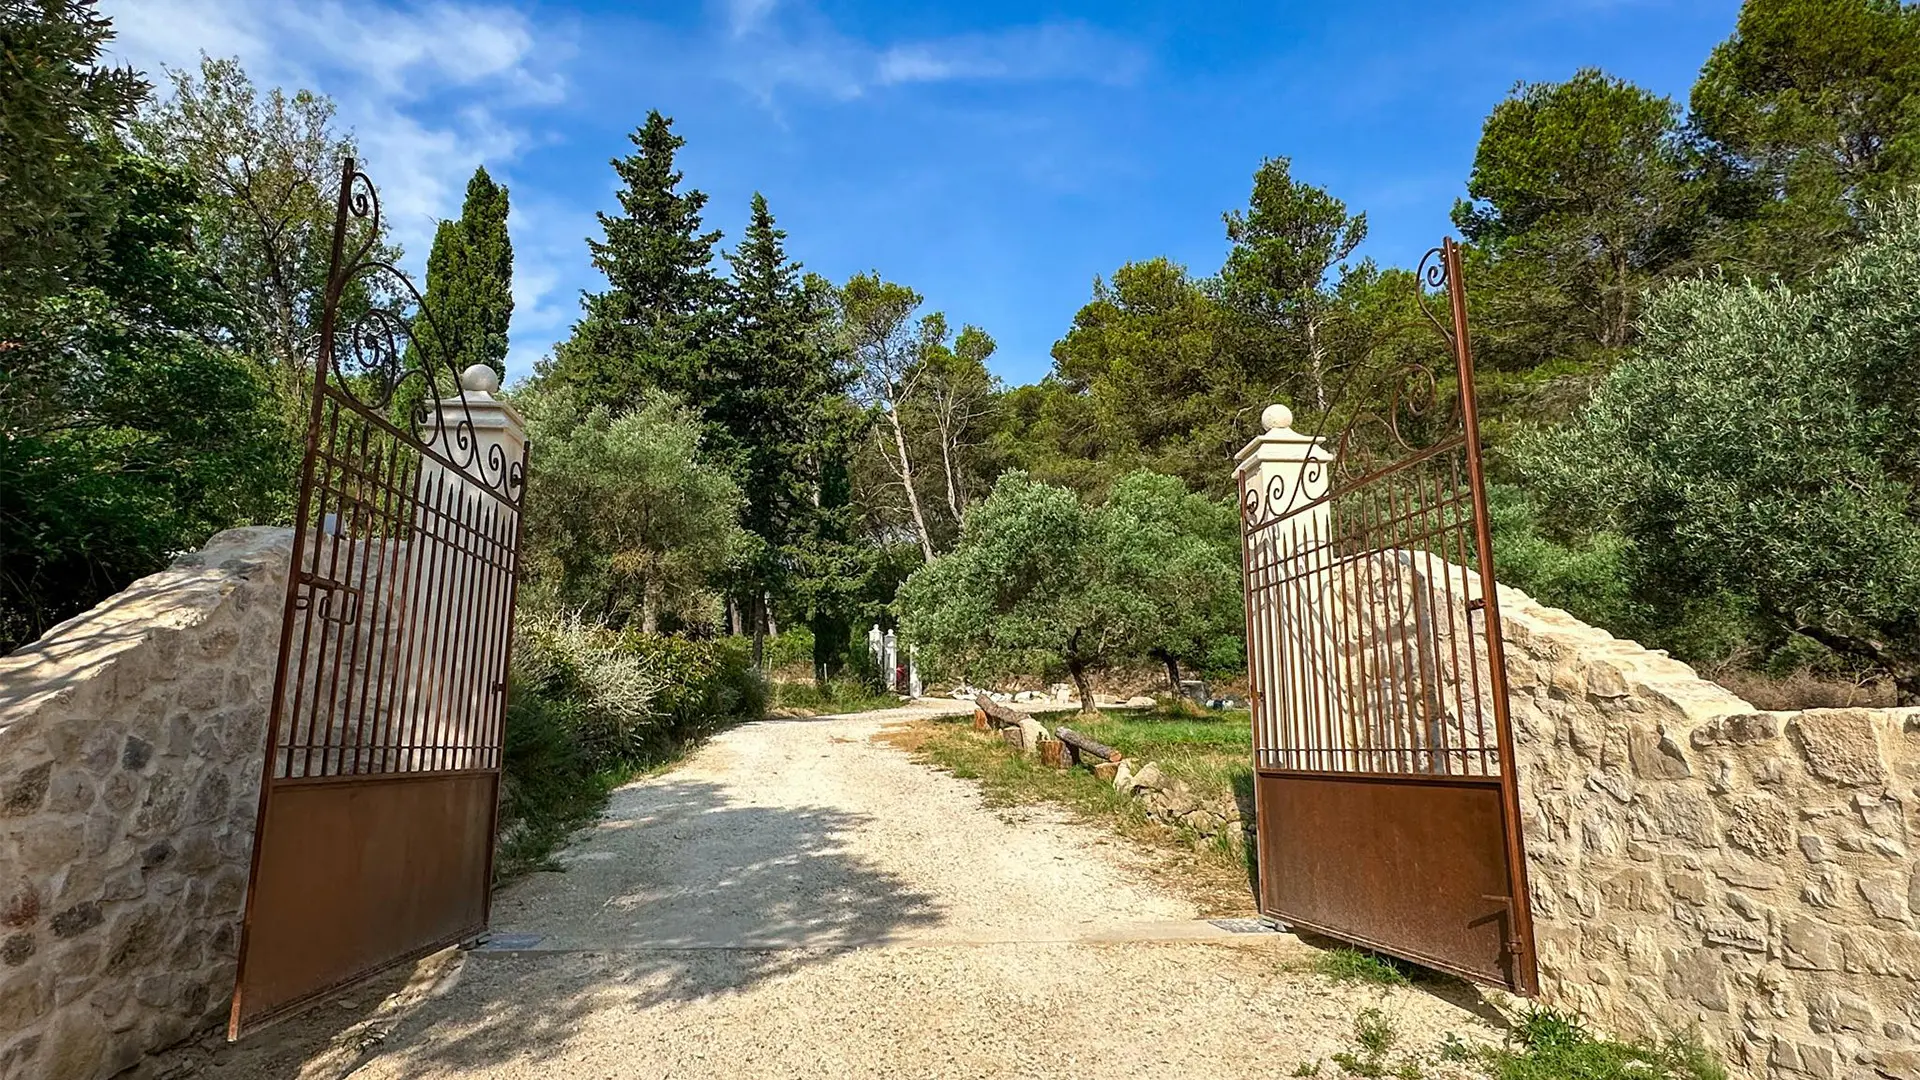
<box><xmin>103</xmin><ymin>0</ymin><xmax>1742</xmax><ymax>385</ymax></box>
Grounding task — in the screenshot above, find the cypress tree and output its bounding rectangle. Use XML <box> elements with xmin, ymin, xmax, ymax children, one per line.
<box><xmin>419</xmin><ymin>166</ymin><xmax>512</xmax><ymax>377</ymax></box>
<box><xmin>399</xmin><ymin>165</ymin><xmax>511</xmax><ymax>423</ymax></box>
<box><xmin>543</xmin><ymin>111</ymin><xmax>723</xmax><ymax>409</ymax></box>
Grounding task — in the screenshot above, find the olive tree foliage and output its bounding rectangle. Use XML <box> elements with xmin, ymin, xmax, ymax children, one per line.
<box><xmin>516</xmin><ymin>384</ymin><xmax>746</xmax><ymax>634</ymax></box>
<box><xmin>896</xmin><ymin>470</ymin><xmax>1239</xmax><ymax>710</ymax></box>
<box><xmin>1099</xmin><ymin>471</ymin><xmax>1243</xmax><ymax>687</ymax></box>
<box><xmin>1517</xmin><ymin>194</ymin><xmax>1920</xmax><ymax>700</ymax></box>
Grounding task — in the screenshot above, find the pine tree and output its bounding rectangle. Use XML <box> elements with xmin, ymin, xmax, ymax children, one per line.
<box><xmin>543</xmin><ymin>111</ymin><xmax>723</xmax><ymax>409</ymax></box>
<box><xmin>715</xmin><ymin>194</ymin><xmax>854</xmax><ymax>664</ymax></box>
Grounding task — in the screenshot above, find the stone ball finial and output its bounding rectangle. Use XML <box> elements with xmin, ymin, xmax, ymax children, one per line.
<box><xmin>460</xmin><ymin>364</ymin><xmax>501</xmax><ymax>394</ymax></box>
<box><xmin>1261</xmin><ymin>403</ymin><xmax>1293</xmax><ymax>432</ymax></box>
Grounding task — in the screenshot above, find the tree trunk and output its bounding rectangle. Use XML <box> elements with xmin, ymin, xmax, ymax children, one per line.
<box><xmin>938</xmin><ymin>409</ymin><xmax>964</xmax><ymax>524</ymax></box>
<box><xmin>886</xmin><ymin>407</ymin><xmax>936</xmax><ymax>562</ymax></box>
<box><xmin>641</xmin><ymin>588</ymin><xmax>658</xmax><ymax>635</ymax></box>
<box><xmin>750</xmin><ymin>593</ymin><xmax>766</xmax><ymax>669</ymax></box>
<box><xmin>1067</xmin><ymin>659</ymin><xmax>1096</xmax><ymax>716</ymax></box>
<box><xmin>1305</xmin><ymin>314</ymin><xmax>1329</xmax><ymax>413</ymax></box>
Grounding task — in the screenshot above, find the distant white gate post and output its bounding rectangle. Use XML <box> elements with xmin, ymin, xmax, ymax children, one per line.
<box><xmin>1234</xmin><ymin>403</ymin><xmax>1334</xmax><ymax>771</ymax></box>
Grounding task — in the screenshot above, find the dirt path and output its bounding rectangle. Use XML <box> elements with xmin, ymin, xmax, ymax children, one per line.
<box><xmin>162</xmin><ymin>703</ymin><xmax>1504</xmax><ymax>1079</ymax></box>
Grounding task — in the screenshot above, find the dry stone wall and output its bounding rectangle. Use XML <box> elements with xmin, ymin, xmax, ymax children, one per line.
<box><xmin>1498</xmin><ymin>585</ymin><xmax>1920</xmax><ymax>1080</ymax></box>
<box><xmin>0</xmin><ymin>528</ymin><xmax>292</xmax><ymax>1080</ymax></box>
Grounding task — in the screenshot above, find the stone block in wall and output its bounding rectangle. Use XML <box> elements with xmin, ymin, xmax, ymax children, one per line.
<box><xmin>1723</xmin><ymin>793</ymin><xmax>1795</xmax><ymax>859</ymax></box>
<box><xmin>1664</xmin><ymin>946</ymin><xmax>1731</xmax><ymax>1012</ymax></box>
<box><xmin>1629</xmin><ymin>725</ymin><xmax>1692</xmax><ymax>779</ymax></box>
<box><xmin>1790</xmin><ymin>710</ymin><xmax>1890</xmax><ymax>787</ymax></box>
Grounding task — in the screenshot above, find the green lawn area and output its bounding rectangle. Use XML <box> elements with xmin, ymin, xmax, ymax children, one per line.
<box><xmin>894</xmin><ymin>701</ymin><xmax>1257</xmax><ymax>914</ymax></box>
<box><xmin>1037</xmin><ymin>704</ymin><xmax>1253</xmax><ymax>812</ymax></box>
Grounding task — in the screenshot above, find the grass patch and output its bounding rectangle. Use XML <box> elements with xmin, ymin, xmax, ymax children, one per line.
<box><xmin>770</xmin><ymin>677</ymin><xmax>901</xmax><ymax>716</ymax></box>
<box><xmin>1466</xmin><ymin>1008</ymin><xmax>1725</xmax><ymax>1080</ymax></box>
<box><xmin>1035</xmin><ymin>703</ymin><xmax>1252</xmax><ymax>809</ymax></box>
<box><xmin>1329</xmin><ymin>1008</ymin><xmax>1424</xmax><ymax>1079</ymax></box>
<box><xmin>1312</xmin><ymin>947</ymin><xmax>1414</xmax><ymax>987</ymax></box>
<box><xmin>888</xmin><ymin>706</ymin><xmax>1257</xmax><ymax>914</ymax></box>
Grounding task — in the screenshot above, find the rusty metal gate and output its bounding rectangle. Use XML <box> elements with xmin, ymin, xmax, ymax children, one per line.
<box><xmin>1235</xmin><ymin>239</ymin><xmax>1536</xmax><ymax>993</ymax></box>
<box><xmin>229</xmin><ymin>160</ymin><xmax>528</xmax><ymax>1037</ymax></box>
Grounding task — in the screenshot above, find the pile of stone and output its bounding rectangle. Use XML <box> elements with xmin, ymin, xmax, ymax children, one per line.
<box><xmin>1110</xmin><ymin>761</ymin><xmax>1244</xmax><ymax>842</ymax></box>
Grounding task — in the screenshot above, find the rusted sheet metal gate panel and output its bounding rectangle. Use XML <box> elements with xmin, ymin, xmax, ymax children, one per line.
<box><xmin>1235</xmin><ymin>240</ymin><xmax>1537</xmax><ymax>993</ymax></box>
<box><xmin>229</xmin><ymin>161</ymin><xmax>528</xmax><ymax>1038</ymax></box>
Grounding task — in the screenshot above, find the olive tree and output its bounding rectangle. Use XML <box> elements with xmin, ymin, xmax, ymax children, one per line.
<box><xmin>517</xmin><ymin>384</ymin><xmax>745</xmax><ymax>633</ymax></box>
<box><xmin>1519</xmin><ymin>194</ymin><xmax>1920</xmax><ymax>699</ymax></box>
<box><xmin>1100</xmin><ymin>470</ymin><xmax>1243</xmax><ymax>687</ymax></box>
<box><xmin>897</xmin><ymin>469</ymin><xmax>1241</xmax><ymax>710</ymax></box>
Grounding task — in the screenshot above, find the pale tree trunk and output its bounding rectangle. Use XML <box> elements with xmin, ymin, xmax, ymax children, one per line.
<box><xmin>886</xmin><ymin>407</ymin><xmax>936</xmax><ymax>563</ymax></box>
<box><xmin>1305</xmin><ymin>313</ymin><xmax>1330</xmax><ymax>414</ymax></box>
<box><xmin>935</xmin><ymin>402</ymin><xmax>964</xmax><ymax>524</ymax></box>
<box><xmin>750</xmin><ymin>593</ymin><xmax>767</xmax><ymax>669</ymax></box>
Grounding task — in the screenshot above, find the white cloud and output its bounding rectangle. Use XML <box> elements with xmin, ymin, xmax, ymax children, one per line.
<box><xmin>875</xmin><ymin>23</ymin><xmax>1147</xmax><ymax>88</ymax></box>
<box><xmin>726</xmin><ymin>0</ymin><xmax>780</xmax><ymax>37</ymax></box>
<box><xmin>101</xmin><ymin>0</ymin><xmax>573</xmax><ymax>378</ymax></box>
<box><xmin>713</xmin><ymin>3</ymin><xmax>1147</xmax><ymax>105</ymax></box>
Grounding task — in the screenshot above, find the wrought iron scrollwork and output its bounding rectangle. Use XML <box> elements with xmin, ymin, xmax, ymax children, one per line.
<box><xmin>1238</xmin><ymin>240</ymin><xmax>1474</xmax><ymax>535</ymax></box>
<box><xmin>318</xmin><ymin>159</ymin><xmax>524</xmax><ymax>505</ymax></box>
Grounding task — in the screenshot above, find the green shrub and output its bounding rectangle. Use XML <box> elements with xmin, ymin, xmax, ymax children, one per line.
<box><xmin>514</xmin><ymin>613</ymin><xmax>665</xmax><ymax>765</ymax></box>
<box><xmin>495</xmin><ymin>683</ymin><xmax>621</xmax><ymax>879</ymax></box>
<box><xmin>766</xmin><ymin>628</ymin><xmax>816</xmax><ymax>672</ymax></box>
<box><xmin>495</xmin><ymin>622</ymin><xmax>766</xmax><ymax>880</ymax></box>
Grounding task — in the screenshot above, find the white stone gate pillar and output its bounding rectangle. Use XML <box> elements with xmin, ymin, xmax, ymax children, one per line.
<box><xmin>404</xmin><ymin>364</ymin><xmax>527</xmax><ymax>771</ymax></box>
<box><xmin>1234</xmin><ymin>404</ymin><xmax>1334</xmax><ymax>770</ymax></box>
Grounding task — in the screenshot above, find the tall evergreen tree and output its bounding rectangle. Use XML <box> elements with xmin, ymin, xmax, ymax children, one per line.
<box><xmin>1692</xmin><ymin>0</ymin><xmax>1920</xmax><ymax>279</ymax></box>
<box><xmin>541</xmin><ymin>111</ymin><xmax>722</xmax><ymax>410</ymax></box>
<box><xmin>1454</xmin><ymin>69</ymin><xmax>1702</xmax><ymax>359</ymax></box>
<box><xmin>717</xmin><ymin>194</ymin><xmax>853</xmax><ymax>663</ymax></box>
<box><xmin>412</xmin><ymin>165</ymin><xmax>513</xmax><ymax>381</ymax></box>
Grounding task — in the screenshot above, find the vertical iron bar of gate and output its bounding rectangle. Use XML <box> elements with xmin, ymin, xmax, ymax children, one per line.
<box><xmin>1443</xmin><ymin>238</ymin><xmax>1539</xmax><ymax>994</ymax></box>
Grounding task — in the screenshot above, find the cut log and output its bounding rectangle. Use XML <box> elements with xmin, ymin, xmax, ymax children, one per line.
<box><xmin>1039</xmin><ymin>738</ymin><xmax>1065</xmax><ymax>768</ymax></box>
<box><xmin>973</xmin><ymin>694</ymin><xmax>1025</xmax><ymax>729</ymax></box>
<box><xmin>1056</xmin><ymin>727</ymin><xmax>1122</xmax><ymax>766</ymax></box>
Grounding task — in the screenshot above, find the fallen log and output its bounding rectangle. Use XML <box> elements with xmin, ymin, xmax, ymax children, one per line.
<box><xmin>1056</xmin><ymin>726</ymin><xmax>1122</xmax><ymax>767</ymax></box>
<box><xmin>973</xmin><ymin>694</ymin><xmax>1025</xmax><ymax>729</ymax></box>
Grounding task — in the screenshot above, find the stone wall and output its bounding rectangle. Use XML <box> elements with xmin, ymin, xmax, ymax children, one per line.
<box><xmin>0</xmin><ymin>528</ymin><xmax>292</xmax><ymax>1080</ymax></box>
<box><xmin>1499</xmin><ymin>585</ymin><xmax>1920</xmax><ymax>1079</ymax></box>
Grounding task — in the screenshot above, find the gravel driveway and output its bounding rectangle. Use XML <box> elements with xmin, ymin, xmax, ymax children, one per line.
<box><xmin>163</xmin><ymin>702</ymin><xmax>1503</xmax><ymax>1079</ymax></box>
